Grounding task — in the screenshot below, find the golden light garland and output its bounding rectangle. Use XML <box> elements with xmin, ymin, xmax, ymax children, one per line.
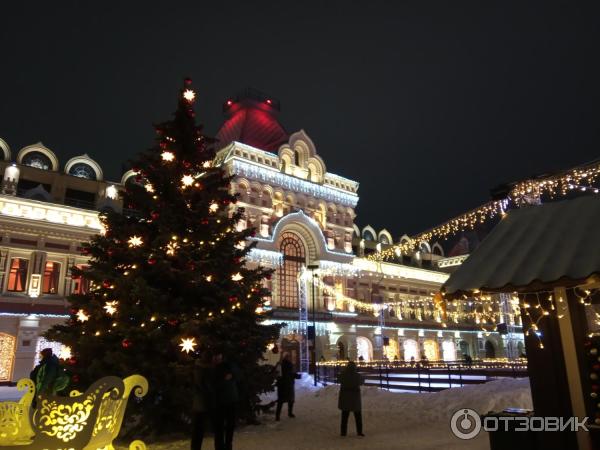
<box><xmin>370</xmin><ymin>159</ymin><xmax>600</xmax><ymax>261</ymax></box>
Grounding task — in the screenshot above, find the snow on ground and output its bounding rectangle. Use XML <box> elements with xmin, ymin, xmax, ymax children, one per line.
<box><xmin>116</xmin><ymin>376</ymin><xmax>532</xmax><ymax>450</ymax></box>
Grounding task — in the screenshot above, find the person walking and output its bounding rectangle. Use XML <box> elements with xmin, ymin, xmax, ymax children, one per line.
<box><xmin>213</xmin><ymin>354</ymin><xmax>239</xmax><ymax>450</ymax></box>
<box><xmin>191</xmin><ymin>354</ymin><xmax>216</xmax><ymax>450</ymax></box>
<box><xmin>338</xmin><ymin>361</ymin><xmax>364</xmax><ymax>437</ymax></box>
<box><xmin>275</xmin><ymin>353</ymin><xmax>296</xmax><ymax>421</ymax></box>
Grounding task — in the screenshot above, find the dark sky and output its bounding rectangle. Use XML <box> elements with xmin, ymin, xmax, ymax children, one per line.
<box><xmin>1</xmin><ymin>1</ymin><xmax>598</xmax><ymax>237</ymax></box>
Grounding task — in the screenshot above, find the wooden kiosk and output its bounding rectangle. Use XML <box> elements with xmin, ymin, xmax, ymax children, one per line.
<box><xmin>443</xmin><ymin>196</ymin><xmax>600</xmax><ymax>450</ymax></box>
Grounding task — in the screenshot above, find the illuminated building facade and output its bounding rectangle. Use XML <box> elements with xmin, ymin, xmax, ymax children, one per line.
<box><xmin>214</xmin><ymin>90</ymin><xmax>524</xmax><ymax>370</ymax></box>
<box><xmin>0</xmin><ymin>138</ymin><xmax>129</xmax><ymax>382</ymax></box>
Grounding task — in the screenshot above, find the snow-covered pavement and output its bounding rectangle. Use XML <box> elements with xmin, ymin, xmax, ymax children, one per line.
<box><xmin>120</xmin><ymin>376</ymin><xmax>532</xmax><ymax>450</ymax></box>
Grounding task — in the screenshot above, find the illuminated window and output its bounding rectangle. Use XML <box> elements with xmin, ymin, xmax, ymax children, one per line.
<box><xmin>72</xmin><ymin>264</ymin><xmax>90</xmax><ymax>295</ymax></box>
<box><xmin>278</xmin><ymin>232</ymin><xmax>305</xmax><ymax>309</ymax></box>
<box><xmin>0</xmin><ymin>333</ymin><xmax>16</xmax><ymax>382</ymax></box>
<box><xmin>42</xmin><ymin>262</ymin><xmax>61</xmax><ymax>294</ymax></box>
<box><xmin>7</xmin><ymin>258</ymin><xmax>28</xmax><ymax>292</ymax></box>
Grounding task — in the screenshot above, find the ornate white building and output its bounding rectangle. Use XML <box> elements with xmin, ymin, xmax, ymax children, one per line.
<box><xmin>0</xmin><ymin>91</ymin><xmax>523</xmax><ymax>382</ymax></box>
<box><xmin>213</xmin><ymin>90</ymin><xmax>522</xmax><ymax>371</ymax></box>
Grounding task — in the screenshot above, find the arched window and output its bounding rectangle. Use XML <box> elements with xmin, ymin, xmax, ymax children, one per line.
<box><xmin>278</xmin><ymin>232</ymin><xmax>306</xmax><ymax>309</ymax></box>
<box><xmin>363</xmin><ymin>230</ymin><xmax>375</xmax><ymax>241</ymax></box>
<box><xmin>22</xmin><ymin>151</ymin><xmax>52</xmax><ymax>170</ymax></box>
<box><xmin>356</xmin><ymin>336</ymin><xmax>373</xmax><ymax>362</ymax></box>
<box><xmin>68</xmin><ymin>163</ymin><xmax>97</xmax><ymax>180</ymax></box>
<box><xmin>403</xmin><ymin>339</ymin><xmax>419</xmax><ymax>361</ymax></box>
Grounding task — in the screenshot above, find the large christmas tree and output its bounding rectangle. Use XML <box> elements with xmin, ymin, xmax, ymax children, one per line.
<box><xmin>46</xmin><ymin>79</ymin><xmax>280</xmax><ymax>432</ymax></box>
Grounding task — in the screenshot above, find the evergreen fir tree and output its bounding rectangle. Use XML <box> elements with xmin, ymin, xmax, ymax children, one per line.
<box><xmin>46</xmin><ymin>79</ymin><xmax>280</xmax><ymax>432</ymax></box>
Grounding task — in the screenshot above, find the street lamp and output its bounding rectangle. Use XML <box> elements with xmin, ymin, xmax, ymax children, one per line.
<box><xmin>307</xmin><ymin>263</ymin><xmax>319</xmax><ymax>386</ymax></box>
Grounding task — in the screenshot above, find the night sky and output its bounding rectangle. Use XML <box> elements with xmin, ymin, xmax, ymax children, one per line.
<box><xmin>1</xmin><ymin>1</ymin><xmax>598</xmax><ymax>237</ymax></box>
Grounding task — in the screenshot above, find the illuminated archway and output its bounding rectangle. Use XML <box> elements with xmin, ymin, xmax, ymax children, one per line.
<box><xmin>442</xmin><ymin>340</ymin><xmax>457</xmax><ymax>361</ymax></box>
<box><xmin>356</xmin><ymin>336</ymin><xmax>373</xmax><ymax>362</ymax></box>
<box><xmin>403</xmin><ymin>339</ymin><xmax>419</xmax><ymax>361</ymax></box>
<box><xmin>0</xmin><ymin>333</ymin><xmax>16</xmax><ymax>382</ymax></box>
<box><xmin>423</xmin><ymin>339</ymin><xmax>439</xmax><ymax>360</ymax></box>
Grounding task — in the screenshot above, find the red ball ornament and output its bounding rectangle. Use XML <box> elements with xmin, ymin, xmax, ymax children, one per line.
<box><xmin>72</xmin><ymin>374</ymin><xmax>80</xmax><ymax>383</ymax></box>
<box><xmin>183</xmin><ymin>161</ymin><xmax>191</xmax><ymax>169</ymax></box>
<box><xmin>184</xmin><ymin>77</ymin><xmax>192</xmax><ymax>85</ymax></box>
<box><xmin>168</xmin><ymin>319</ymin><xmax>178</xmax><ymax>326</ymax></box>
<box><xmin>151</xmin><ymin>211</ymin><xmax>160</xmax><ymax>220</ymax></box>
<box><xmin>265</xmin><ymin>273</ymin><xmax>272</xmax><ymax>280</ymax></box>
<box><xmin>250</xmin><ymin>230</ymin><xmax>257</xmax><ymax>237</ymax></box>
<box><xmin>229</xmin><ymin>296</ymin><xmax>238</xmax><ymax>303</ymax></box>
<box><xmin>70</xmin><ymin>308</ymin><xmax>78</xmax><ymax>315</ymax></box>
<box><xmin>148</xmin><ymin>258</ymin><xmax>157</xmax><ymax>265</ymax></box>
<box><xmin>107</xmin><ymin>249</ymin><xmax>114</xmax><ymax>256</ymax></box>
<box><xmin>201</xmin><ymin>219</ymin><xmax>209</xmax><ymax>225</ymax></box>
<box><xmin>68</xmin><ymin>357</ymin><xmax>77</xmax><ymax>366</ymax></box>
<box><xmin>592</xmin><ymin>384</ymin><xmax>600</xmax><ymax>392</ymax></box>
<box><xmin>102</xmin><ymin>280</ymin><xmax>111</xmax><ymax>288</ymax></box>
<box><xmin>121</xmin><ymin>339</ymin><xmax>132</xmax><ymax>349</ymax></box>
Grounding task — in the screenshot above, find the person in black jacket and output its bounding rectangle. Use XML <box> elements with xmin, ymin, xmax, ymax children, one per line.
<box><xmin>213</xmin><ymin>354</ymin><xmax>239</xmax><ymax>450</ymax></box>
<box><xmin>191</xmin><ymin>354</ymin><xmax>216</xmax><ymax>450</ymax></box>
<box><xmin>338</xmin><ymin>361</ymin><xmax>364</xmax><ymax>437</ymax></box>
<box><xmin>275</xmin><ymin>353</ymin><xmax>296</xmax><ymax>421</ymax></box>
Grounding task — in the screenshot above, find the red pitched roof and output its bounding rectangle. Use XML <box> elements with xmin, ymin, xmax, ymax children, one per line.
<box><xmin>215</xmin><ymin>91</ymin><xmax>288</xmax><ymax>152</ymax></box>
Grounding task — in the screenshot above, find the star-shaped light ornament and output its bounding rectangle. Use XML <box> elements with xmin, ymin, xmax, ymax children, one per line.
<box><xmin>181</xmin><ymin>175</ymin><xmax>194</xmax><ymax>187</ymax></box>
<box><xmin>183</xmin><ymin>89</ymin><xmax>196</xmax><ymax>102</ymax></box>
<box><xmin>231</xmin><ymin>273</ymin><xmax>244</xmax><ymax>281</ymax></box>
<box><xmin>104</xmin><ymin>301</ymin><xmax>118</xmax><ymax>315</ymax></box>
<box><xmin>76</xmin><ymin>310</ymin><xmax>90</xmax><ymax>322</ymax></box>
<box><xmin>128</xmin><ymin>235</ymin><xmax>143</xmax><ymax>248</ymax></box>
<box><xmin>166</xmin><ymin>241</ymin><xmax>179</xmax><ymax>256</ymax></box>
<box><xmin>144</xmin><ymin>183</ymin><xmax>154</xmax><ymax>193</ymax></box>
<box><xmin>209</xmin><ymin>202</ymin><xmax>219</xmax><ymax>213</ymax></box>
<box><xmin>179</xmin><ymin>337</ymin><xmax>197</xmax><ymax>354</ymax></box>
<box><xmin>161</xmin><ymin>151</ymin><xmax>175</xmax><ymax>162</ymax></box>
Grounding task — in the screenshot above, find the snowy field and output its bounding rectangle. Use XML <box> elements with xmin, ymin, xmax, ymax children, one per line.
<box><xmin>115</xmin><ymin>376</ymin><xmax>532</xmax><ymax>450</ymax></box>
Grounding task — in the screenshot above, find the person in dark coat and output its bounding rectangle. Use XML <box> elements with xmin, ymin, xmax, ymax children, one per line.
<box><xmin>213</xmin><ymin>354</ymin><xmax>239</xmax><ymax>450</ymax></box>
<box><xmin>275</xmin><ymin>353</ymin><xmax>296</xmax><ymax>421</ymax></box>
<box><xmin>191</xmin><ymin>354</ymin><xmax>216</xmax><ymax>450</ymax></box>
<box><xmin>30</xmin><ymin>348</ymin><xmax>69</xmax><ymax>397</ymax></box>
<box><xmin>337</xmin><ymin>361</ymin><xmax>364</xmax><ymax>437</ymax></box>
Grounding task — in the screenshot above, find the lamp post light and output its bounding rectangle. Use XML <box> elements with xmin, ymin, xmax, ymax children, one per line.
<box><xmin>307</xmin><ymin>263</ymin><xmax>319</xmax><ymax>387</ymax></box>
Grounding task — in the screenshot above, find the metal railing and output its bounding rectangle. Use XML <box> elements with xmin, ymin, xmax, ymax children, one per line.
<box><xmin>315</xmin><ymin>360</ymin><xmax>528</xmax><ymax>393</ymax></box>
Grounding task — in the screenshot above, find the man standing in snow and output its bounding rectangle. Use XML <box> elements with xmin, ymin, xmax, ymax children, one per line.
<box><xmin>275</xmin><ymin>353</ymin><xmax>297</xmax><ymax>421</ymax></box>
<box><xmin>338</xmin><ymin>361</ymin><xmax>364</xmax><ymax>437</ymax></box>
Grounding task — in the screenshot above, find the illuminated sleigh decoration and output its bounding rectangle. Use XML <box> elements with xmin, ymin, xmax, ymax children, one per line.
<box><xmin>0</xmin><ymin>375</ymin><xmax>148</xmax><ymax>450</ymax></box>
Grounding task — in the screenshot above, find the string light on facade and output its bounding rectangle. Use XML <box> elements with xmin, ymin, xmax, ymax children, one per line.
<box><xmin>179</xmin><ymin>337</ymin><xmax>197</xmax><ymax>353</ymax></box>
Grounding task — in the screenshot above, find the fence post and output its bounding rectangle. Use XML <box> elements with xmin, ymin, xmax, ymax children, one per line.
<box><xmin>417</xmin><ymin>363</ymin><xmax>422</xmax><ymax>393</ymax></box>
<box><xmin>379</xmin><ymin>363</ymin><xmax>383</xmax><ymax>389</ymax></box>
<box><xmin>447</xmin><ymin>363</ymin><xmax>452</xmax><ymax>389</ymax></box>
